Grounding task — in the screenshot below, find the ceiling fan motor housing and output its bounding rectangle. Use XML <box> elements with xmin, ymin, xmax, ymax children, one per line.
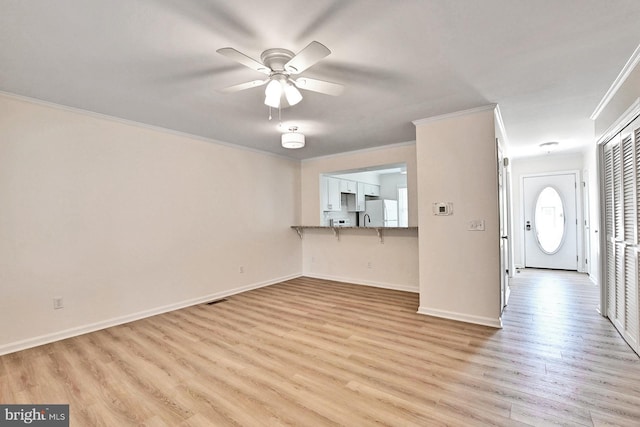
<box><xmin>260</xmin><ymin>48</ymin><xmax>295</xmax><ymax>73</ymax></box>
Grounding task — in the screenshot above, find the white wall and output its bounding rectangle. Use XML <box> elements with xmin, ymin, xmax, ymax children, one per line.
<box><xmin>300</xmin><ymin>143</ymin><xmax>419</xmax><ymax>291</ymax></box>
<box><xmin>301</xmin><ymin>143</ymin><xmax>418</xmax><ymax>226</ymax></box>
<box><xmin>415</xmin><ymin>107</ymin><xmax>501</xmax><ymax>327</ymax></box>
<box><xmin>301</xmin><ymin>228</ymin><xmax>419</xmax><ymax>292</ymax></box>
<box><xmin>379</xmin><ymin>173</ymin><xmax>407</xmax><ymax>200</ymax></box>
<box><xmin>332</xmin><ymin>171</ymin><xmax>381</xmax><ymax>185</ymax></box>
<box><xmin>0</xmin><ymin>94</ymin><xmax>302</xmax><ymax>354</ymax></box>
<box><xmin>510</xmin><ymin>152</ymin><xmax>585</xmax><ymax>269</ymax></box>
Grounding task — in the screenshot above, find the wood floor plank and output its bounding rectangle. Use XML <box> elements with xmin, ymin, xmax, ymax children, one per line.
<box><xmin>2</xmin><ymin>269</ymin><xmax>640</xmax><ymax>426</ymax></box>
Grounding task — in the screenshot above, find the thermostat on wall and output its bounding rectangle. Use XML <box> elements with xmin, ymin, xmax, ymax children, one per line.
<box><xmin>433</xmin><ymin>202</ymin><xmax>453</xmax><ymax>216</ymax></box>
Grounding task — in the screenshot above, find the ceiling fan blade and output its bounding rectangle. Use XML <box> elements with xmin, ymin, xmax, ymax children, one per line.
<box><xmin>293</xmin><ymin>77</ymin><xmax>343</xmax><ymax>96</ymax></box>
<box><xmin>284</xmin><ymin>41</ymin><xmax>331</xmax><ymax>74</ymax></box>
<box><xmin>218</xmin><ymin>79</ymin><xmax>269</xmax><ymax>93</ymax></box>
<box><xmin>216</xmin><ymin>47</ymin><xmax>271</xmax><ymax>75</ymax></box>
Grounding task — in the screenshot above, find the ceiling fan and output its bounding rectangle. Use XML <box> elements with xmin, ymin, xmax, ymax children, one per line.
<box><xmin>216</xmin><ymin>41</ymin><xmax>344</xmax><ymax>109</ymax></box>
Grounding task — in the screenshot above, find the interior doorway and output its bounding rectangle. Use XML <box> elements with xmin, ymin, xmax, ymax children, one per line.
<box><xmin>498</xmin><ymin>150</ymin><xmax>511</xmax><ymax>312</ymax></box>
<box><xmin>523</xmin><ymin>172</ymin><xmax>579</xmax><ymax>270</ymax></box>
<box><xmin>582</xmin><ymin>170</ymin><xmax>591</xmax><ymax>276</ymax></box>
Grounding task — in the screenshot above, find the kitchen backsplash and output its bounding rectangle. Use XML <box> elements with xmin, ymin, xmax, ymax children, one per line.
<box><xmin>322</xmin><ymin>194</ymin><xmax>358</xmax><ymax>226</ymax></box>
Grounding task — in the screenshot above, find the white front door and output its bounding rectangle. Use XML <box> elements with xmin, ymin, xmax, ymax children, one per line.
<box><xmin>523</xmin><ymin>173</ymin><xmax>578</xmax><ymax>270</ymax></box>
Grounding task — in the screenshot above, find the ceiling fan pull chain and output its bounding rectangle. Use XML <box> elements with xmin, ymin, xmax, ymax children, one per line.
<box><xmin>268</xmin><ymin>106</ymin><xmax>272</xmax><ymax>121</ymax></box>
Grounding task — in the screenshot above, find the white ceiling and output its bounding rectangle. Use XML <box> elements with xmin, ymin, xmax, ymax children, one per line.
<box><xmin>1</xmin><ymin>0</ymin><xmax>639</xmax><ymax>160</ymax></box>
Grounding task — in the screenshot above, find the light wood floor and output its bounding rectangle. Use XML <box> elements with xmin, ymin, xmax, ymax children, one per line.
<box><xmin>2</xmin><ymin>270</ymin><xmax>640</xmax><ymax>426</ymax></box>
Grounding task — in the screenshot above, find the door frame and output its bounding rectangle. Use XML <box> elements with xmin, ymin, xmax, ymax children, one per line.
<box><xmin>498</xmin><ymin>148</ymin><xmax>511</xmax><ymax>311</ymax></box>
<box><xmin>582</xmin><ymin>169</ymin><xmax>591</xmax><ymax>277</ymax></box>
<box><xmin>519</xmin><ymin>170</ymin><xmax>584</xmax><ymax>272</ymax></box>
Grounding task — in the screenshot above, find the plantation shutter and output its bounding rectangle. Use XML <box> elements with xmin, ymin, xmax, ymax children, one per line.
<box><xmin>604</xmin><ymin>143</ymin><xmax>616</xmax><ymax>320</ymax></box>
<box><xmin>603</xmin><ymin>116</ymin><xmax>640</xmax><ymax>355</ymax></box>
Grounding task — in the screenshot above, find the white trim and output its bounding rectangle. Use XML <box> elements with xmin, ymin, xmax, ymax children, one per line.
<box><xmin>0</xmin><ymin>273</ymin><xmax>299</xmax><ymax>356</ymax></box>
<box><xmin>494</xmin><ymin>104</ymin><xmax>509</xmax><ymax>148</ymax></box>
<box><xmin>417</xmin><ymin>306</ymin><xmax>503</xmax><ymax>329</ymax></box>
<box><xmin>1</xmin><ymin>90</ymin><xmax>418</xmax><ymax>162</ymax></box>
<box><xmin>303</xmin><ymin>273</ymin><xmax>418</xmax><ymax>293</ymax></box>
<box><xmin>582</xmin><ymin>168</ymin><xmax>591</xmax><ymax>275</ymax></box>
<box><xmin>0</xmin><ymin>91</ymin><xmax>297</xmax><ymax>161</ymax></box>
<box><xmin>596</xmin><ymin>98</ymin><xmax>640</xmax><ymax>145</ymax></box>
<box><xmin>597</xmin><ymin>142</ymin><xmax>608</xmax><ymax>316</ymax></box>
<box><xmin>520</xmin><ymin>170</ymin><xmax>582</xmax><ymax>270</ymax></box>
<box><xmin>591</xmin><ymin>43</ymin><xmax>640</xmax><ymax>120</ymax></box>
<box><xmin>302</xmin><ymin>140</ymin><xmax>416</xmax><ymax>163</ymax></box>
<box><xmin>412</xmin><ymin>104</ymin><xmax>497</xmax><ymax>126</ymax></box>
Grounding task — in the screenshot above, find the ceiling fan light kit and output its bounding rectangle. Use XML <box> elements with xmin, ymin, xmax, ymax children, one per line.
<box><xmin>282</xmin><ymin>127</ymin><xmax>305</xmax><ymax>149</ymax></box>
<box><xmin>283</xmin><ymin>82</ymin><xmax>302</xmax><ymax>106</ymax></box>
<box><xmin>264</xmin><ymin>79</ymin><xmax>283</xmax><ymax>108</ymax></box>
<box><xmin>217</xmin><ymin>41</ymin><xmax>343</xmax><ymax>149</ymax></box>
<box><xmin>217</xmin><ymin>41</ymin><xmax>343</xmax><ymax>108</ymax></box>
<box><xmin>264</xmin><ymin>75</ymin><xmax>303</xmax><ymax>108</ymax></box>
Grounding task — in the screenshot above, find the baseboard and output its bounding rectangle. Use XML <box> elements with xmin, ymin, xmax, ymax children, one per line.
<box><xmin>303</xmin><ymin>273</ymin><xmax>418</xmax><ymax>293</ymax></box>
<box><xmin>0</xmin><ymin>273</ymin><xmax>300</xmax><ymax>356</ymax></box>
<box><xmin>417</xmin><ymin>306</ymin><xmax>503</xmax><ymax>329</ymax></box>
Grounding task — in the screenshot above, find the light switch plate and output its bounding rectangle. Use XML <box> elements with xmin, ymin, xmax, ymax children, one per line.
<box><xmin>468</xmin><ymin>220</ymin><xmax>485</xmax><ymax>231</ymax></box>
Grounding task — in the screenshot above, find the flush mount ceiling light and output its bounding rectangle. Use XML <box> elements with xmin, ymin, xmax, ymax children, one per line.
<box><xmin>216</xmin><ymin>41</ymin><xmax>344</xmax><ymax>111</ymax></box>
<box><xmin>539</xmin><ymin>141</ymin><xmax>560</xmax><ymax>153</ymax></box>
<box><xmin>281</xmin><ymin>126</ymin><xmax>305</xmax><ymax>149</ymax></box>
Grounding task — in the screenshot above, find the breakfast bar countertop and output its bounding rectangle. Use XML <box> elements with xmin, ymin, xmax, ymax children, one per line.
<box><xmin>290</xmin><ymin>225</ymin><xmax>418</xmax><ymax>243</ymax></box>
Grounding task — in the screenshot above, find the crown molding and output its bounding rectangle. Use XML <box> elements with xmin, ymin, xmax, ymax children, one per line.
<box><xmin>596</xmin><ymin>97</ymin><xmax>640</xmax><ymax>145</ymax></box>
<box><xmin>412</xmin><ymin>104</ymin><xmax>497</xmax><ymax>126</ymax></box>
<box><xmin>591</xmin><ymin>42</ymin><xmax>640</xmax><ymax>120</ymax></box>
<box><xmin>0</xmin><ymin>90</ymin><xmax>299</xmax><ymax>162</ymax></box>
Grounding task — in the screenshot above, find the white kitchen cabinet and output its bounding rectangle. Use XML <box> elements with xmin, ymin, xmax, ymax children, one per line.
<box><xmin>364</xmin><ymin>183</ymin><xmax>380</xmax><ymax>197</ymax></box>
<box><xmin>348</xmin><ymin>182</ymin><xmax>366</xmax><ymax>211</ymax></box>
<box><xmin>321</xmin><ymin>176</ymin><xmax>342</xmax><ymax>211</ymax></box>
<box><xmin>340</xmin><ymin>179</ymin><xmax>357</xmax><ymax>194</ymax></box>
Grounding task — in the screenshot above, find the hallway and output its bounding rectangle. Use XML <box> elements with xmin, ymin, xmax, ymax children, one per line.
<box><xmin>501</xmin><ymin>268</ymin><xmax>640</xmax><ymax>425</ymax></box>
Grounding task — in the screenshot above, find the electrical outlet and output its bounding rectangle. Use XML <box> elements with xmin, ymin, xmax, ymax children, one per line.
<box><xmin>239</xmin><ymin>266</ymin><xmax>244</xmax><ymax>273</ymax></box>
<box><xmin>53</xmin><ymin>297</ymin><xmax>64</xmax><ymax>310</ymax></box>
<box><xmin>367</xmin><ymin>261</ymin><xmax>372</xmax><ymax>269</ymax></box>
